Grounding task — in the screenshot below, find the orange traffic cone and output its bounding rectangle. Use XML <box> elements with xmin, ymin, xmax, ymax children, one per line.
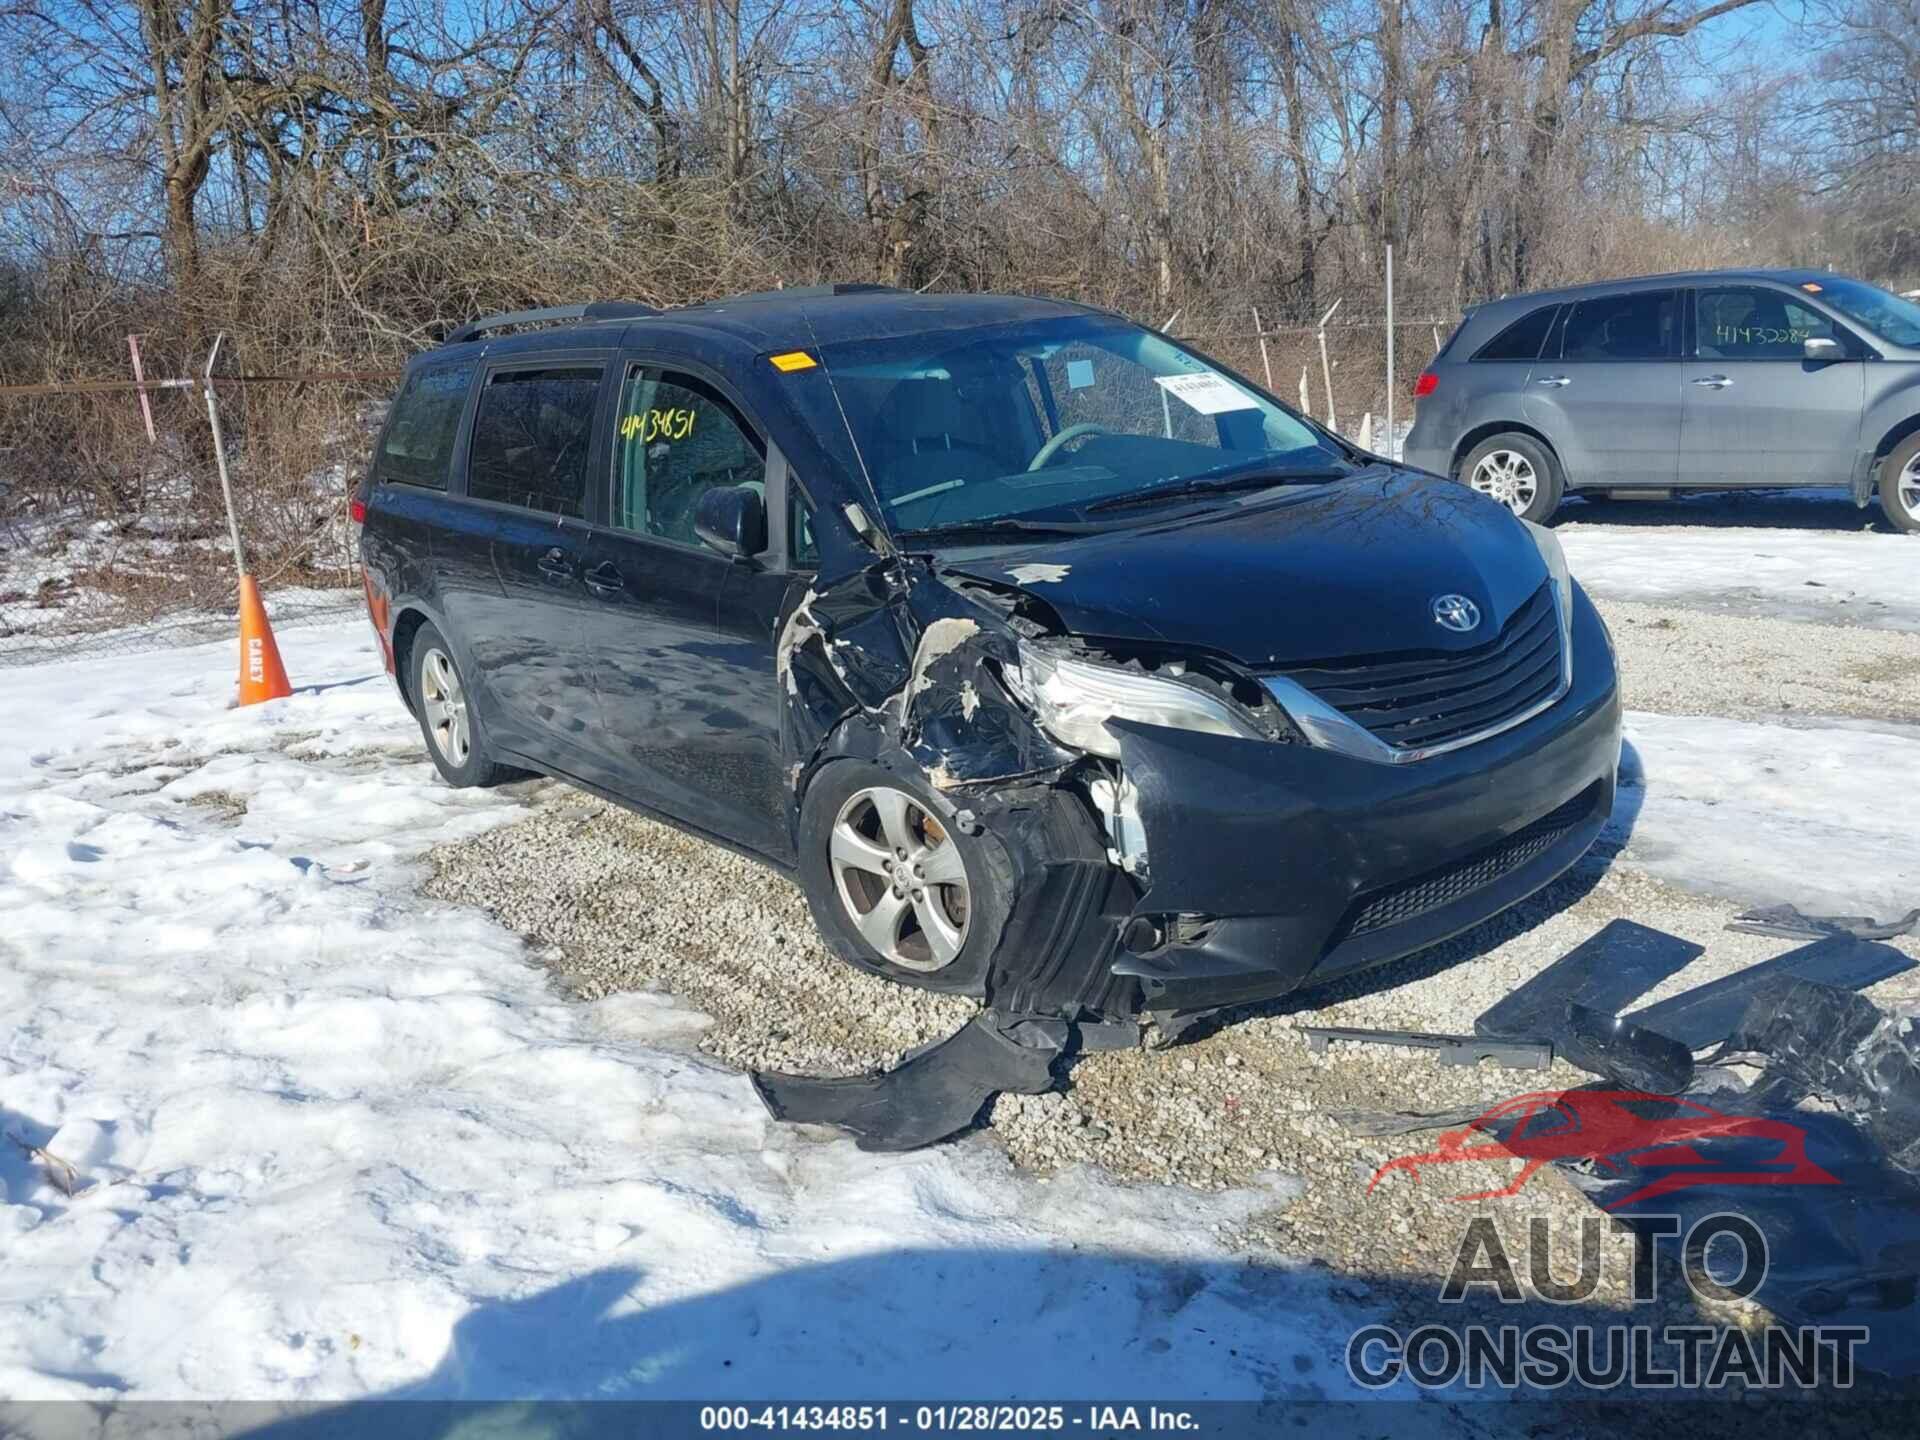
<box><xmin>235</xmin><ymin>574</ymin><xmax>293</xmax><ymax>706</ymax></box>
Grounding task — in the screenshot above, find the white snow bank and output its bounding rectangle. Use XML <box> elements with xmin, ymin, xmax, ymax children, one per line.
<box><xmin>1612</xmin><ymin>710</ymin><xmax>1920</xmax><ymax>916</ymax></box>
<box><xmin>1560</xmin><ymin>524</ymin><xmax>1920</xmax><ymax>631</ymax></box>
<box><xmin>0</xmin><ymin>628</ymin><xmax>1357</xmax><ymax>1405</ymax></box>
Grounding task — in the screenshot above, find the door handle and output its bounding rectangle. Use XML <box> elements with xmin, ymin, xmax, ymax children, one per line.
<box><xmin>537</xmin><ymin>546</ymin><xmax>575</xmax><ymax>581</ymax></box>
<box><xmin>584</xmin><ymin>562</ymin><xmax>625</xmax><ymax>595</ymax></box>
<box><xmin>1534</xmin><ymin>375</ymin><xmax>1571</xmax><ymax>388</ymax></box>
<box><xmin>1692</xmin><ymin>375</ymin><xmax>1735</xmax><ymax>390</ymax></box>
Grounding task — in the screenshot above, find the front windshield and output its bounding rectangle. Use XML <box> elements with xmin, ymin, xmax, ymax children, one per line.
<box><xmin>813</xmin><ymin>314</ymin><xmax>1352</xmax><ymax>536</ymax></box>
<box><xmin>1807</xmin><ymin>276</ymin><xmax>1920</xmax><ymax>348</ymax></box>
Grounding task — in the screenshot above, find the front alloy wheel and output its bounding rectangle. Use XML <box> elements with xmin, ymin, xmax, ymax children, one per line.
<box><xmin>829</xmin><ymin>786</ymin><xmax>971</xmax><ymax>972</ymax></box>
<box><xmin>1469</xmin><ymin>449</ymin><xmax>1540</xmax><ymax>515</ymax></box>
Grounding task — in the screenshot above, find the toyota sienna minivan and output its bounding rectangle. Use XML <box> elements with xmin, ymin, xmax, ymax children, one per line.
<box><xmin>357</xmin><ymin>286</ymin><xmax>1622</xmax><ymax>1034</ymax></box>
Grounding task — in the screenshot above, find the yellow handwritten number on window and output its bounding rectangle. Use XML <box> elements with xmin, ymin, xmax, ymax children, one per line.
<box><xmin>620</xmin><ymin>408</ymin><xmax>697</xmax><ymax>443</ymax></box>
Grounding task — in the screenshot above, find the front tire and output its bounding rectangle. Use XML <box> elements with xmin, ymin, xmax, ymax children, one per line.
<box><xmin>408</xmin><ymin>622</ymin><xmax>510</xmax><ymax>788</ymax></box>
<box><xmin>1879</xmin><ymin>435</ymin><xmax>1920</xmax><ymax>535</ymax></box>
<box><xmin>1459</xmin><ymin>433</ymin><xmax>1564</xmax><ymax>524</ymax></box>
<box><xmin>796</xmin><ymin>760</ymin><xmax>1011</xmax><ymax>996</ymax></box>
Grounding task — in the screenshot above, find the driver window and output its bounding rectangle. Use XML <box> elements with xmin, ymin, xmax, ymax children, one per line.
<box><xmin>611</xmin><ymin>367</ymin><xmax>766</xmax><ymax>546</ymax></box>
<box><xmin>467</xmin><ymin>366</ymin><xmax>602</xmax><ymax>517</ymax></box>
<box><xmin>1695</xmin><ymin>288</ymin><xmax>1837</xmax><ymax>360</ymax></box>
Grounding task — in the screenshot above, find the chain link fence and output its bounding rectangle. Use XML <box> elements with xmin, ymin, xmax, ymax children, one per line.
<box><xmin>0</xmin><ymin>371</ymin><xmax>385</xmax><ymax>667</ymax></box>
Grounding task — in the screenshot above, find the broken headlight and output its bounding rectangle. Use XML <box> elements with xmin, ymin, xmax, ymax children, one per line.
<box><xmin>1010</xmin><ymin>646</ymin><xmax>1266</xmax><ymax>759</ymax></box>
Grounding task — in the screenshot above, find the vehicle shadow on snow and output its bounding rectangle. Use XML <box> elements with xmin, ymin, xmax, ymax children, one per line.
<box><xmin>1553</xmin><ymin>490</ymin><xmax>1895</xmax><ymax>534</ymax></box>
<box><xmin>1178</xmin><ymin>739</ymin><xmax>1648</xmax><ymax>1044</ymax></box>
<box><xmin>225</xmin><ymin>1251</ymin><xmax>1856</xmax><ymax>1435</ymax></box>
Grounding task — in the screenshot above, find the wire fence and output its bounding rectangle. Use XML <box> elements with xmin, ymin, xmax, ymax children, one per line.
<box><xmin>0</xmin><ymin>304</ymin><xmax>1445</xmax><ymax>668</ymax></box>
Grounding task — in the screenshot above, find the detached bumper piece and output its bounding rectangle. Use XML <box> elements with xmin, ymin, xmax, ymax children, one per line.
<box><xmin>750</xmin><ymin>1013</ymin><xmax>1063</xmax><ymax>1152</ymax></box>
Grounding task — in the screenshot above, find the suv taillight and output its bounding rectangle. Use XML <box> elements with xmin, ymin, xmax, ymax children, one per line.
<box><xmin>349</xmin><ymin>493</ymin><xmax>367</xmax><ymax>525</ymax></box>
<box><xmin>1413</xmin><ymin>372</ymin><xmax>1439</xmax><ymax>399</ymax></box>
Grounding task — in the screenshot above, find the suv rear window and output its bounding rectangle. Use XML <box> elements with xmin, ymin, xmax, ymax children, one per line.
<box><xmin>375</xmin><ymin>361</ymin><xmax>472</xmax><ymax>489</ymax></box>
<box><xmin>467</xmin><ymin>366</ymin><xmax>602</xmax><ymax>518</ymax></box>
<box><xmin>1473</xmin><ymin>305</ymin><xmax>1559</xmax><ymax>362</ymax></box>
<box><xmin>1559</xmin><ymin>291</ymin><xmax>1677</xmax><ymax>361</ymax></box>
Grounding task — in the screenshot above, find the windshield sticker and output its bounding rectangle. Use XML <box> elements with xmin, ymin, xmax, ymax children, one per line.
<box><xmin>1065</xmin><ymin>359</ymin><xmax>1096</xmax><ymax>389</ymax></box>
<box><xmin>1155</xmin><ymin>372</ymin><xmax>1258</xmax><ymax>415</ymax></box>
<box><xmin>620</xmin><ymin>407</ymin><xmax>696</xmax><ymax>443</ymax></box>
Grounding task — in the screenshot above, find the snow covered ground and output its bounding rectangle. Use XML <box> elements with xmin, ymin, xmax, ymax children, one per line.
<box><xmin>1611</xmin><ymin>711</ymin><xmax>1920</xmax><ymax>915</ymax></box>
<box><xmin>0</xmin><ymin>627</ymin><xmax>1369</xmax><ymax>1407</ymax></box>
<box><xmin>1559</xmin><ymin>510</ymin><xmax>1920</xmax><ymax>630</ymax></box>
<box><xmin>3</xmin><ymin>551</ymin><xmax>1919</xmax><ymax>1412</ymax></box>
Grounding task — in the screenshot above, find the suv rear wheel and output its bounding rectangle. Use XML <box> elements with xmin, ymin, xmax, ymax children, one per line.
<box><xmin>1459</xmin><ymin>433</ymin><xmax>1564</xmax><ymax>524</ymax></box>
<box><xmin>1879</xmin><ymin>435</ymin><xmax>1920</xmax><ymax>535</ymax></box>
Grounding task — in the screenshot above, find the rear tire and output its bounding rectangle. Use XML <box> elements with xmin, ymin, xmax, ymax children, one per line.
<box><xmin>1458</xmin><ymin>433</ymin><xmax>1564</xmax><ymax>524</ymax></box>
<box><xmin>796</xmin><ymin>759</ymin><xmax>1011</xmax><ymax>996</ymax></box>
<box><xmin>1879</xmin><ymin>434</ymin><xmax>1920</xmax><ymax>535</ymax></box>
<box><xmin>407</xmin><ymin>622</ymin><xmax>510</xmax><ymax>788</ymax></box>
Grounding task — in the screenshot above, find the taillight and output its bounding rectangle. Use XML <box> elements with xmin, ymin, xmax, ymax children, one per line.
<box><xmin>349</xmin><ymin>494</ymin><xmax>367</xmax><ymax>525</ymax></box>
<box><xmin>1413</xmin><ymin>372</ymin><xmax>1439</xmax><ymax>399</ymax></box>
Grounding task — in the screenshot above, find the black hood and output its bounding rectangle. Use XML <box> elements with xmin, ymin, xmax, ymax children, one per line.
<box><xmin>942</xmin><ymin>470</ymin><xmax>1549</xmax><ymax>668</ymax></box>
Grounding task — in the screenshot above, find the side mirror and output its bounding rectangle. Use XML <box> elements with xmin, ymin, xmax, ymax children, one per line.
<box><xmin>1804</xmin><ymin>336</ymin><xmax>1844</xmax><ymax>362</ymax></box>
<box><xmin>694</xmin><ymin>484</ymin><xmax>767</xmax><ymax>560</ymax></box>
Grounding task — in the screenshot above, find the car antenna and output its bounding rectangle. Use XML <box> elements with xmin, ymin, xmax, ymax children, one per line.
<box><xmin>800</xmin><ymin>306</ymin><xmax>894</xmax><ymax>560</ymax></box>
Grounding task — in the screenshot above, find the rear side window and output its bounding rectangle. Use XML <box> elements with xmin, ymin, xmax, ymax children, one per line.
<box><xmin>375</xmin><ymin>361</ymin><xmax>472</xmax><ymax>489</ymax></box>
<box><xmin>611</xmin><ymin>368</ymin><xmax>766</xmax><ymax>546</ymax></box>
<box><xmin>1473</xmin><ymin>306</ymin><xmax>1559</xmax><ymax>362</ymax></box>
<box><xmin>1696</xmin><ymin>287</ymin><xmax>1838</xmax><ymax>359</ymax></box>
<box><xmin>467</xmin><ymin>366</ymin><xmax>602</xmax><ymax>518</ymax></box>
<box><xmin>1559</xmin><ymin>291</ymin><xmax>1678</xmax><ymax>361</ymax></box>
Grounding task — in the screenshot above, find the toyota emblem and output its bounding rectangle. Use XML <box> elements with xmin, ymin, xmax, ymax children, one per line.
<box><xmin>1431</xmin><ymin>594</ymin><xmax>1482</xmax><ymax>633</ymax></box>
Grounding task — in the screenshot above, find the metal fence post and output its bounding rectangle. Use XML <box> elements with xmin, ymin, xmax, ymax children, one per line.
<box><xmin>203</xmin><ymin>334</ymin><xmax>247</xmax><ymax>577</ymax></box>
<box><xmin>1385</xmin><ymin>246</ymin><xmax>1396</xmax><ymax>458</ymax></box>
<box><xmin>1316</xmin><ymin>298</ymin><xmax>1342</xmax><ymax>432</ymax></box>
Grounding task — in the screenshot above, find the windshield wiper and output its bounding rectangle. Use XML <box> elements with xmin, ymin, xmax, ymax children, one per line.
<box><xmin>1085</xmin><ymin>468</ymin><xmax>1348</xmax><ymax>514</ymax></box>
<box><xmin>896</xmin><ymin>517</ymin><xmax>1105</xmax><ymax>544</ymax></box>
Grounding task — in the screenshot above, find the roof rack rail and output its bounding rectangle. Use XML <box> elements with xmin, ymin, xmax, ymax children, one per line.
<box><xmin>696</xmin><ymin>283</ymin><xmax>907</xmax><ymax>306</ymax></box>
<box><xmin>445</xmin><ymin>300</ymin><xmax>661</xmax><ymax>345</ymax></box>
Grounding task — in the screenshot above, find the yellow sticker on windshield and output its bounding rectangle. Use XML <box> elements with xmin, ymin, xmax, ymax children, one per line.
<box><xmin>770</xmin><ymin>351</ymin><xmax>817</xmax><ymax>372</ymax></box>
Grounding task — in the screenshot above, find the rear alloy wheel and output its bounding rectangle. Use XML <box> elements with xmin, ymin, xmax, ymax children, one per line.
<box><xmin>829</xmin><ymin>786</ymin><xmax>971</xmax><ymax>972</ymax></box>
<box><xmin>1881</xmin><ymin>435</ymin><xmax>1920</xmax><ymax>535</ymax></box>
<box><xmin>1459</xmin><ymin>433</ymin><xmax>1564</xmax><ymax>524</ymax></box>
<box><xmin>407</xmin><ymin>621</ymin><xmax>509</xmax><ymax>788</ymax></box>
<box><xmin>419</xmin><ymin>646</ymin><xmax>471</xmax><ymax>768</ymax></box>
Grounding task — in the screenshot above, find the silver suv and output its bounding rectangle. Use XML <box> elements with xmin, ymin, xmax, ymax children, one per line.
<box><xmin>1403</xmin><ymin>269</ymin><xmax>1920</xmax><ymax>532</ymax></box>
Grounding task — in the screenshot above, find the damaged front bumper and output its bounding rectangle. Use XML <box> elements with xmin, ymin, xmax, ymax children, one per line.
<box><xmin>1109</xmin><ymin>587</ymin><xmax>1622</xmax><ymax>1016</ymax></box>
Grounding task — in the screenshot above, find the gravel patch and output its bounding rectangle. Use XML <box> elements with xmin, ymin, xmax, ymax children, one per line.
<box><xmin>1598</xmin><ymin>599</ymin><xmax>1920</xmax><ymax>723</ymax></box>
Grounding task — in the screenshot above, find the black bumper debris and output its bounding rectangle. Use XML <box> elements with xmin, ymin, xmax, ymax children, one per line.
<box><xmin>750</xmin><ymin>1012</ymin><xmax>1061</xmax><ymax>1152</ymax></box>
<box><xmin>1728</xmin><ymin>902</ymin><xmax>1920</xmax><ymax>943</ymax></box>
<box><xmin>1302</xmin><ymin>1025</ymin><xmax>1552</xmax><ymax>1069</ymax></box>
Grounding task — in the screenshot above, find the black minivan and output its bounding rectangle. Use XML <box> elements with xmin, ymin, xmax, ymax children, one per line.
<box><xmin>358</xmin><ymin>286</ymin><xmax>1622</xmax><ymax>1033</ymax></box>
